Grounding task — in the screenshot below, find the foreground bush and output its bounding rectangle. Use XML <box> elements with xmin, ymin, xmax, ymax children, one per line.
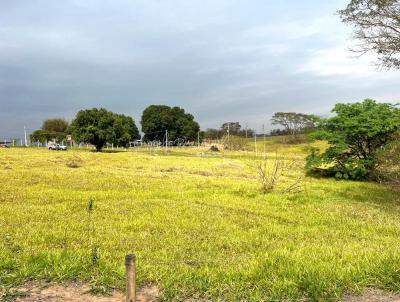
<box><xmin>306</xmin><ymin>99</ymin><xmax>400</xmax><ymax>180</ymax></box>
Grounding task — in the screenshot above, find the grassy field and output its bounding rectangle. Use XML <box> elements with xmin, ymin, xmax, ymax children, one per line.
<box><xmin>1</xmin><ymin>141</ymin><xmax>400</xmax><ymax>301</ymax></box>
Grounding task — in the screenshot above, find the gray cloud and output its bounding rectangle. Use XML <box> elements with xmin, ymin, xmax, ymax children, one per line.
<box><xmin>0</xmin><ymin>0</ymin><xmax>399</xmax><ymax>139</ymax></box>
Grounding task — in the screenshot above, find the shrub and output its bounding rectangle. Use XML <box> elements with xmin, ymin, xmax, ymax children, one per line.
<box><xmin>253</xmin><ymin>154</ymin><xmax>304</xmax><ymax>194</ymax></box>
<box><xmin>306</xmin><ymin>99</ymin><xmax>400</xmax><ymax>180</ymax></box>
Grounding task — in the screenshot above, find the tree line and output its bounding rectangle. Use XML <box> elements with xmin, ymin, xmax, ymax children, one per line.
<box><xmin>203</xmin><ymin>113</ymin><xmax>319</xmax><ymax>141</ymax></box>
<box><xmin>30</xmin><ymin>98</ymin><xmax>400</xmax><ymax>184</ymax></box>
<box><xmin>31</xmin><ymin>106</ymin><xmax>319</xmax><ymax>151</ymax></box>
<box><xmin>31</xmin><ymin>105</ymin><xmax>201</xmax><ymax>152</ymax></box>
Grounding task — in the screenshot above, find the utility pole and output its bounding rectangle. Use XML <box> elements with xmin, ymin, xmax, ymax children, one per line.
<box><xmin>245</xmin><ymin>123</ymin><xmax>248</xmax><ymax>139</ymax></box>
<box><xmin>227</xmin><ymin>123</ymin><xmax>230</xmax><ymax>146</ymax></box>
<box><xmin>254</xmin><ymin>130</ymin><xmax>257</xmax><ymax>157</ymax></box>
<box><xmin>263</xmin><ymin>124</ymin><xmax>266</xmax><ymax>159</ymax></box>
<box><xmin>24</xmin><ymin>126</ymin><xmax>28</xmax><ymax>147</ymax></box>
<box><xmin>197</xmin><ymin>131</ymin><xmax>200</xmax><ymax>147</ymax></box>
<box><xmin>165</xmin><ymin>130</ymin><xmax>168</xmax><ymax>152</ymax></box>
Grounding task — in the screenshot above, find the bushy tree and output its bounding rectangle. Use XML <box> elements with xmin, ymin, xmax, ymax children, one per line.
<box><xmin>339</xmin><ymin>0</ymin><xmax>400</xmax><ymax>69</ymax></box>
<box><xmin>271</xmin><ymin>112</ymin><xmax>319</xmax><ymax>141</ymax></box>
<box><xmin>221</xmin><ymin>122</ymin><xmax>242</xmax><ymax>135</ymax></box>
<box><xmin>30</xmin><ymin>118</ymin><xmax>69</xmax><ymax>143</ymax></box>
<box><xmin>70</xmin><ymin>108</ymin><xmax>140</xmax><ymax>151</ymax></box>
<box><xmin>114</xmin><ymin>114</ymin><xmax>140</xmax><ymax>147</ymax></box>
<box><xmin>42</xmin><ymin>118</ymin><xmax>69</xmax><ymax>133</ymax></box>
<box><xmin>30</xmin><ymin>130</ymin><xmax>67</xmax><ymax>143</ymax></box>
<box><xmin>307</xmin><ymin>99</ymin><xmax>400</xmax><ymax>180</ymax></box>
<box><xmin>141</xmin><ymin>105</ymin><xmax>200</xmax><ymax>144</ymax></box>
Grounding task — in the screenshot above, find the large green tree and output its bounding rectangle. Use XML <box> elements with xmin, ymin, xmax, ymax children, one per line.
<box><xmin>70</xmin><ymin>108</ymin><xmax>140</xmax><ymax>151</ymax></box>
<box><xmin>141</xmin><ymin>105</ymin><xmax>200</xmax><ymax>144</ymax></box>
<box><xmin>339</xmin><ymin>0</ymin><xmax>400</xmax><ymax>69</ymax></box>
<box><xmin>42</xmin><ymin>118</ymin><xmax>69</xmax><ymax>133</ymax></box>
<box><xmin>307</xmin><ymin>99</ymin><xmax>400</xmax><ymax>180</ymax></box>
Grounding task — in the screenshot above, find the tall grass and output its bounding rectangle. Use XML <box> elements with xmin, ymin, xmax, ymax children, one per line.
<box><xmin>0</xmin><ymin>145</ymin><xmax>399</xmax><ymax>301</ymax></box>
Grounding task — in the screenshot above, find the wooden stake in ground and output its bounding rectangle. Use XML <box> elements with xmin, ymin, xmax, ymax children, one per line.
<box><xmin>125</xmin><ymin>254</ymin><xmax>136</xmax><ymax>302</ymax></box>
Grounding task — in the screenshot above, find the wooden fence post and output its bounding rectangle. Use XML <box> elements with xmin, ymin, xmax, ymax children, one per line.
<box><xmin>125</xmin><ymin>254</ymin><xmax>136</xmax><ymax>302</ymax></box>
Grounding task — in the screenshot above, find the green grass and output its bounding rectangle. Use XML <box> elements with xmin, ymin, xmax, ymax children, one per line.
<box><xmin>0</xmin><ymin>142</ymin><xmax>400</xmax><ymax>301</ymax></box>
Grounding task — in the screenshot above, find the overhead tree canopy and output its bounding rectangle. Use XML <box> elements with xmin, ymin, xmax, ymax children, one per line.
<box><xmin>70</xmin><ymin>108</ymin><xmax>140</xmax><ymax>151</ymax></box>
<box><xmin>141</xmin><ymin>105</ymin><xmax>200</xmax><ymax>144</ymax></box>
<box><xmin>307</xmin><ymin>99</ymin><xmax>400</xmax><ymax>180</ymax></box>
<box><xmin>339</xmin><ymin>0</ymin><xmax>400</xmax><ymax>69</ymax></box>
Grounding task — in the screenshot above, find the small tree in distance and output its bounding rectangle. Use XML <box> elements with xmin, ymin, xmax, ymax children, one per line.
<box><xmin>42</xmin><ymin>118</ymin><xmax>69</xmax><ymax>133</ymax></box>
<box><xmin>30</xmin><ymin>118</ymin><xmax>69</xmax><ymax>143</ymax></box>
<box><xmin>70</xmin><ymin>108</ymin><xmax>140</xmax><ymax>151</ymax></box>
<box><xmin>271</xmin><ymin>112</ymin><xmax>319</xmax><ymax>141</ymax></box>
<box><xmin>221</xmin><ymin>122</ymin><xmax>241</xmax><ymax>135</ymax></box>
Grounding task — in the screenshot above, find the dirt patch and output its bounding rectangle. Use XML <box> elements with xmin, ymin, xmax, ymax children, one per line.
<box><xmin>343</xmin><ymin>289</ymin><xmax>400</xmax><ymax>302</ymax></box>
<box><xmin>6</xmin><ymin>282</ymin><xmax>159</xmax><ymax>302</ymax></box>
<box><xmin>4</xmin><ymin>283</ymin><xmax>400</xmax><ymax>302</ymax></box>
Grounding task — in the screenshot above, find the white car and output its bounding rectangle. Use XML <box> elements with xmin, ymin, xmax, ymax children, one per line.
<box><xmin>48</xmin><ymin>144</ymin><xmax>67</xmax><ymax>151</ymax></box>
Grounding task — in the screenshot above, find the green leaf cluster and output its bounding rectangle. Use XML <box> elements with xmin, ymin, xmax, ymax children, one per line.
<box><xmin>306</xmin><ymin>99</ymin><xmax>400</xmax><ymax>180</ymax></box>
<box><xmin>70</xmin><ymin>108</ymin><xmax>140</xmax><ymax>151</ymax></box>
<box><xmin>141</xmin><ymin>105</ymin><xmax>200</xmax><ymax>143</ymax></box>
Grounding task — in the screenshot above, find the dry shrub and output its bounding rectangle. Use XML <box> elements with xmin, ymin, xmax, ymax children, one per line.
<box><xmin>66</xmin><ymin>156</ymin><xmax>83</xmax><ymax>168</ymax></box>
<box><xmin>252</xmin><ymin>154</ymin><xmax>304</xmax><ymax>194</ymax></box>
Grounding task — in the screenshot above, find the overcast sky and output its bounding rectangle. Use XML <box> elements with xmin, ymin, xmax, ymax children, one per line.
<box><xmin>1</xmin><ymin>0</ymin><xmax>399</xmax><ymax>139</ymax></box>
